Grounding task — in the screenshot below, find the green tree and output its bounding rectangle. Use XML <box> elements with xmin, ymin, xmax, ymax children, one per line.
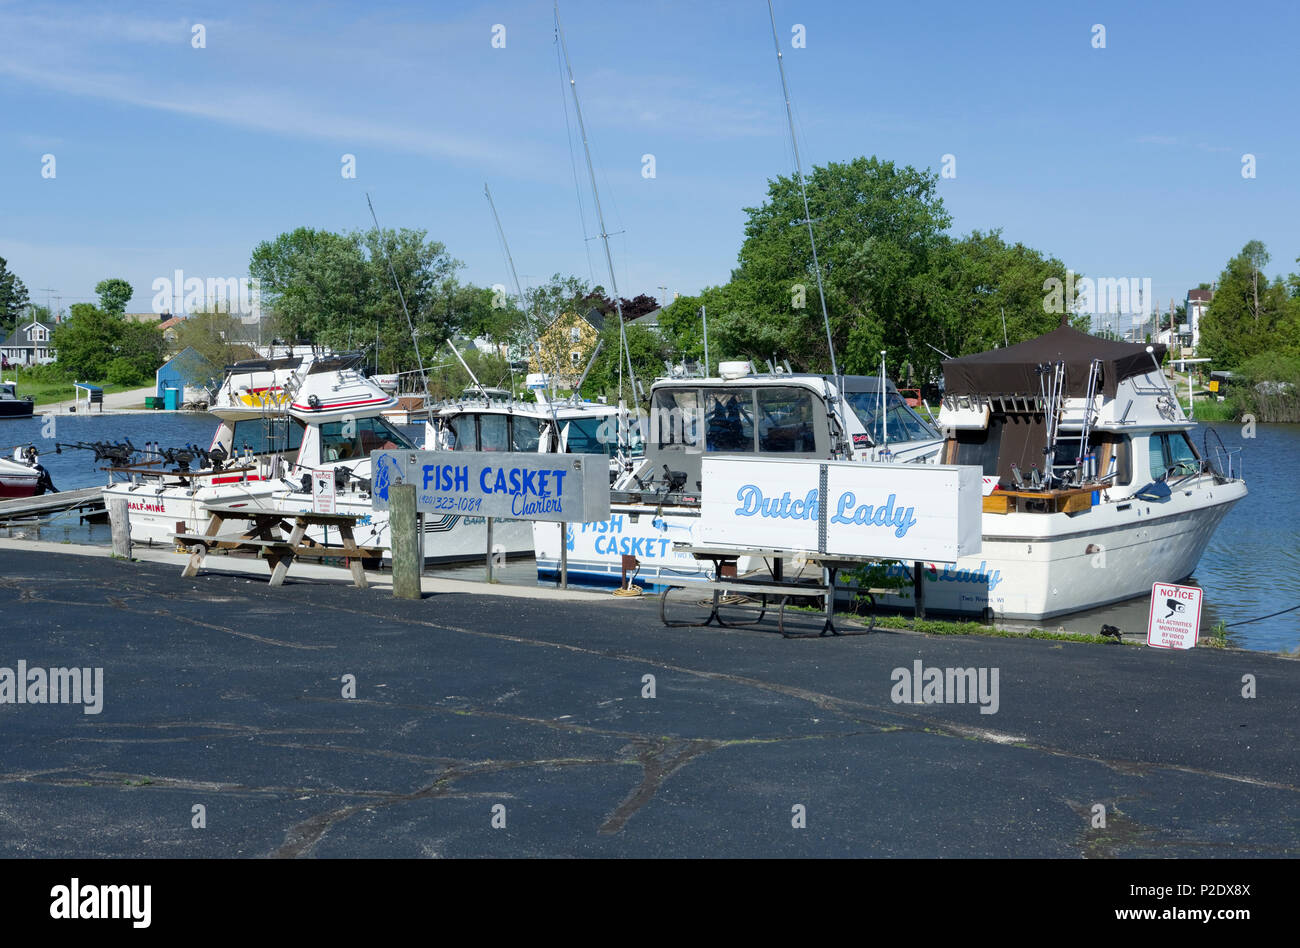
<box><xmin>580</xmin><ymin>321</ymin><xmax>670</xmax><ymax>401</ymax></box>
<box><xmin>171</xmin><ymin>310</ymin><xmax>257</xmax><ymax>367</ymax></box>
<box><xmin>1198</xmin><ymin>241</ymin><xmax>1294</xmax><ymax>367</ymax></box>
<box><xmin>718</xmin><ymin>157</ymin><xmax>953</xmax><ymax>380</ymax></box>
<box><xmin>53</xmin><ymin>304</ymin><xmax>121</xmax><ymax>379</ymax></box>
<box><xmin>94</xmin><ymin>278</ymin><xmax>134</xmax><ymax>316</ymax></box>
<box><xmin>0</xmin><ymin>257</ymin><xmax>30</xmax><ymax>333</ymax></box>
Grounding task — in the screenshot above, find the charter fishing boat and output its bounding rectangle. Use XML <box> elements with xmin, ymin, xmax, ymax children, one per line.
<box><xmin>882</xmin><ymin>322</ymin><xmax>1248</xmax><ymax>620</ymax></box>
<box><xmin>208</xmin><ymin>355</ymin><xmax>301</xmax><ymax>420</ymax></box>
<box><xmin>103</xmin><ymin>352</ymin><xmax>409</xmax><ymax>549</ymax></box>
<box><xmin>421</xmin><ymin>375</ymin><xmax>645</xmax><ymax>559</ymax></box>
<box><xmin>535</xmin><ymin>362</ymin><xmax>943</xmax><ymax>587</ymax></box>
<box><xmin>0</xmin><ymin>380</ymin><xmax>35</xmax><ymax>419</ymax></box>
<box><xmin>0</xmin><ymin>445</ymin><xmax>55</xmax><ymax>497</ymax></box>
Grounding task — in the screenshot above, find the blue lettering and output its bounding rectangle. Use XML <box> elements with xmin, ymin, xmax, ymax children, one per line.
<box><xmin>493</xmin><ymin>469</ymin><xmax>508</xmax><ymax>493</ymax></box>
<box><xmin>479</xmin><ymin>467</ymin><xmax>492</xmax><ymax>493</ymax></box>
<box><xmin>554</xmin><ymin>470</ymin><xmax>566</xmax><ymax>496</ymax></box>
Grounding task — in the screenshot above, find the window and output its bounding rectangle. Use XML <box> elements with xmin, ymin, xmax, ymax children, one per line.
<box><xmin>447</xmin><ymin>415</ymin><xmax>475</xmax><ymax>451</ymax></box>
<box><xmin>844</xmin><ymin>391</ymin><xmax>938</xmax><ymax>443</ymax></box>
<box><xmin>1149</xmin><ymin>432</ymin><xmax>1200</xmax><ymax>480</ymax></box>
<box><xmin>703</xmin><ymin>389</ymin><xmax>755</xmax><ymax>452</ymax></box>
<box><xmin>756</xmin><ymin>387</ymin><xmax>818</xmax><ymax>452</ymax></box>
<box><xmin>478</xmin><ymin>413</ymin><xmax>509</xmax><ymax>452</ymax></box>
<box><xmin>569</xmin><ymin>326</ymin><xmax>582</xmax><ymax>343</ymax></box>
<box><xmin>320</xmin><ymin>417</ymin><xmax>414</xmax><ymax>462</ymax></box>
<box><xmin>651</xmin><ymin>388</ymin><xmax>700</xmax><ymax>448</ymax></box>
<box><xmin>230</xmin><ymin>418</ymin><xmax>306</xmax><ymax>455</ymax></box>
<box><xmin>511</xmin><ymin>415</ymin><xmax>543</xmax><ymax>452</ymax></box>
<box><xmin>571</xmin><ymin>350</ymin><xmax>582</xmax><ymax>366</ymax></box>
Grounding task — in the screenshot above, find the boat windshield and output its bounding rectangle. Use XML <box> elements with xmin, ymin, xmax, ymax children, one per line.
<box><xmin>844</xmin><ymin>392</ymin><xmax>938</xmax><ymax>444</ymax></box>
<box><xmin>563</xmin><ymin>415</ymin><xmax>642</xmax><ymax>456</ymax></box>
<box><xmin>230</xmin><ymin>418</ymin><xmax>306</xmax><ymax>455</ymax></box>
<box><xmin>320</xmin><ymin>416</ymin><xmax>415</xmax><ymax>462</ymax></box>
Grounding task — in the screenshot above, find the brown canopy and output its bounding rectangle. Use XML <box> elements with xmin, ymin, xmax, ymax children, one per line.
<box><xmin>942</xmin><ymin>323</ymin><xmax>1165</xmax><ymax>399</ymax></box>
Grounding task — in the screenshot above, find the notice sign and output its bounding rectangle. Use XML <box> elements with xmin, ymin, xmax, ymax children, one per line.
<box><xmin>312</xmin><ymin>469</ymin><xmax>336</xmax><ymax>514</ymax></box>
<box><xmin>1146</xmin><ymin>582</ymin><xmax>1203</xmax><ymax>649</ymax></box>
<box><xmin>369</xmin><ymin>450</ymin><xmax>609</xmax><ymax>524</ymax></box>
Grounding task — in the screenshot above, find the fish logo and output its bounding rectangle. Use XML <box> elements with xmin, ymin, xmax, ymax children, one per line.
<box><xmin>374</xmin><ymin>454</ymin><xmax>401</xmax><ymax>502</ymax></box>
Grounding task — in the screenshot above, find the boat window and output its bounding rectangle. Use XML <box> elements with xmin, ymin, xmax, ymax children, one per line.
<box><xmin>844</xmin><ymin>391</ymin><xmax>938</xmax><ymax>443</ymax></box>
<box><xmin>479</xmin><ymin>413</ymin><xmax>509</xmax><ymax>452</ymax></box>
<box><xmin>230</xmin><ymin>418</ymin><xmax>305</xmax><ymax>455</ymax></box>
<box><xmin>651</xmin><ymin>388</ymin><xmax>701</xmax><ymax>448</ymax></box>
<box><xmin>320</xmin><ymin>417</ymin><xmax>415</xmax><ymax>462</ymax></box>
<box><xmin>756</xmin><ymin>387</ymin><xmax>817</xmax><ymax>452</ymax></box>
<box><xmin>511</xmin><ymin>415</ymin><xmax>543</xmax><ymax>452</ymax></box>
<box><xmin>953</xmin><ymin>417</ymin><xmax>1003</xmax><ymax>477</ymax></box>
<box><xmin>446</xmin><ymin>415</ymin><xmax>475</xmax><ymax>451</ymax></box>
<box><xmin>704</xmin><ymin>390</ymin><xmax>755</xmax><ymax>452</ymax></box>
<box><xmin>1151</xmin><ymin>431</ymin><xmax>1199</xmax><ymax>479</ymax></box>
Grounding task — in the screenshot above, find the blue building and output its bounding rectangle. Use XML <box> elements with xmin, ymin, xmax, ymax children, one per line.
<box><xmin>155</xmin><ymin>346</ymin><xmax>219</xmax><ymax>406</ymax></box>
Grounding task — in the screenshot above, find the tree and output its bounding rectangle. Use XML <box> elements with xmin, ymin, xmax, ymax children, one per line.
<box><xmin>53</xmin><ymin>304</ymin><xmax>121</xmax><ymax>379</ymax></box>
<box><xmin>1198</xmin><ymin>241</ymin><xmax>1294</xmax><ymax>367</ymax></box>
<box><xmin>94</xmin><ymin>278</ymin><xmax>134</xmax><ymax>316</ymax></box>
<box><xmin>720</xmin><ymin>157</ymin><xmax>953</xmax><ymax>380</ymax></box>
<box><xmin>0</xmin><ymin>257</ymin><xmax>30</xmax><ymax>333</ymax></box>
<box><xmin>172</xmin><ymin>310</ymin><xmax>258</xmax><ymax>368</ymax></box>
<box><xmin>580</xmin><ymin>321</ymin><xmax>670</xmax><ymax>401</ymax></box>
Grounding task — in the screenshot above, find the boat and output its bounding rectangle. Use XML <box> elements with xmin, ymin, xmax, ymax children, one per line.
<box><xmin>535</xmin><ymin>362</ymin><xmax>943</xmax><ymax>587</ymax></box>
<box><xmin>0</xmin><ymin>445</ymin><xmax>55</xmax><ymax>497</ymax></box>
<box><xmin>880</xmin><ymin>321</ymin><xmax>1248</xmax><ymax>620</ymax></box>
<box><xmin>103</xmin><ymin>352</ymin><xmax>422</xmax><ymax>555</ymax></box>
<box><xmin>208</xmin><ymin>355</ymin><xmax>301</xmax><ymax>420</ymax></box>
<box><xmin>0</xmin><ymin>380</ymin><xmax>35</xmax><ymax>419</ymax></box>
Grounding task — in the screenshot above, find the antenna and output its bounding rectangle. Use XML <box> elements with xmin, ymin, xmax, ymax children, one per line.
<box><xmin>364</xmin><ymin>192</ymin><xmax>441</xmax><ymax>403</ymax></box>
<box><xmin>555</xmin><ymin>1</ymin><xmax>640</xmax><ymax>438</ymax></box>
<box><xmin>701</xmin><ymin>305</ymin><xmax>710</xmax><ymax>377</ymax></box>
<box><xmin>766</xmin><ymin>0</ymin><xmax>846</xmax><ymax>456</ymax></box>
<box><xmin>484</xmin><ymin>183</ymin><xmax>525</xmax><ymax>308</ymax></box>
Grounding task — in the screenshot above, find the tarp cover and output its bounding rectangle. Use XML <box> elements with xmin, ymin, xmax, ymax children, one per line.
<box><xmin>942</xmin><ymin>324</ymin><xmax>1165</xmax><ymax>398</ymax></box>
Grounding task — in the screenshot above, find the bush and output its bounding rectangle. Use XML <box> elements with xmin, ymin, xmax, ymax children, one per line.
<box><xmin>106</xmin><ymin>357</ymin><xmax>146</xmax><ymax>387</ymax></box>
<box><xmin>1227</xmin><ymin>350</ymin><xmax>1300</xmax><ymax>422</ymax></box>
<box><xmin>8</xmin><ymin>362</ymin><xmax>69</xmax><ymax>383</ymax></box>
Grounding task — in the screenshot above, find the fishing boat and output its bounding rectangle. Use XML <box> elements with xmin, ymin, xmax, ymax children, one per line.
<box><xmin>103</xmin><ymin>352</ymin><xmax>411</xmax><ymax>550</ymax></box>
<box><xmin>876</xmin><ymin>322</ymin><xmax>1248</xmax><ymax>620</ymax></box>
<box><xmin>536</xmin><ymin>362</ymin><xmax>943</xmax><ymax>587</ymax></box>
<box><xmin>208</xmin><ymin>355</ymin><xmax>301</xmax><ymax>420</ymax></box>
<box><xmin>0</xmin><ymin>380</ymin><xmax>35</xmax><ymax>419</ymax></box>
<box><xmin>0</xmin><ymin>445</ymin><xmax>55</xmax><ymax>497</ymax></box>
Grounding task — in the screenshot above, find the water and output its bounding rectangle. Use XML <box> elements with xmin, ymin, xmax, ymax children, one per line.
<box><xmin>5</xmin><ymin>414</ymin><xmax>1297</xmax><ymax>653</ymax></box>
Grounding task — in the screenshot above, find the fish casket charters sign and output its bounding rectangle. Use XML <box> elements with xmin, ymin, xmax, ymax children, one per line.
<box><xmin>369</xmin><ymin>450</ymin><xmax>610</xmax><ymax>523</ymax></box>
<box><xmin>698</xmin><ymin>457</ymin><xmax>982</xmax><ymax>563</ymax></box>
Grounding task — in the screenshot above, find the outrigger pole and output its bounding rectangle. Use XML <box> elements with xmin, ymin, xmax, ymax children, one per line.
<box><xmin>766</xmin><ymin>0</ymin><xmax>848</xmax><ymax>456</ymax></box>
<box><xmin>554</xmin><ymin>1</ymin><xmax>640</xmax><ymax>451</ymax></box>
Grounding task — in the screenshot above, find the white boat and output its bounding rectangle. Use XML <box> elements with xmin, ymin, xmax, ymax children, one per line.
<box><xmin>874</xmin><ymin>323</ymin><xmax>1248</xmax><ymax>620</ymax></box>
<box><xmin>208</xmin><ymin>355</ymin><xmax>302</xmax><ymax>420</ymax></box>
<box><xmin>420</xmin><ymin>377</ymin><xmax>645</xmax><ymax>560</ymax></box>
<box><xmin>534</xmin><ymin>362</ymin><xmax>943</xmax><ymax>587</ymax></box>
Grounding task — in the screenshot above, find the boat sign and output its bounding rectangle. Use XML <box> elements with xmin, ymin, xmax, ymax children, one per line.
<box><xmin>698</xmin><ymin>457</ymin><xmax>982</xmax><ymax>563</ymax></box>
<box><xmin>1146</xmin><ymin>582</ymin><xmax>1203</xmax><ymax>649</ymax></box>
<box><xmin>311</xmin><ymin>469</ymin><xmax>336</xmax><ymax>514</ymax></box>
<box><xmin>368</xmin><ymin>450</ymin><xmax>609</xmax><ymax>523</ymax></box>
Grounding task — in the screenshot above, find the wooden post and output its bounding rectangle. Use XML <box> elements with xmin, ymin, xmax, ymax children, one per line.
<box><xmin>108</xmin><ymin>497</ymin><xmax>131</xmax><ymax>559</ymax></box>
<box><xmin>390</xmin><ymin>483</ymin><xmax>421</xmax><ymax>600</ymax></box>
<box><xmin>913</xmin><ymin>561</ymin><xmax>926</xmax><ymax>620</ymax></box>
<box><xmin>485</xmin><ymin>516</ymin><xmax>495</xmax><ymax>583</ymax></box>
<box><xmin>559</xmin><ymin>521</ymin><xmax>568</xmax><ymax>589</ymax></box>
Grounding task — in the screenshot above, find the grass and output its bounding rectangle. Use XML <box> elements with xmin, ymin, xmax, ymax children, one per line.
<box><xmin>3</xmin><ymin>369</ymin><xmax>137</xmax><ymax>407</ymax></box>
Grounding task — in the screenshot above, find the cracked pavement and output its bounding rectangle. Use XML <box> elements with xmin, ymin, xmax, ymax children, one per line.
<box><xmin>0</xmin><ymin>549</ymin><xmax>1296</xmax><ymax>857</ymax></box>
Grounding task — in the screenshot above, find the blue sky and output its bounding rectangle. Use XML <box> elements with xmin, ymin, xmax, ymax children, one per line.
<box><xmin>1</xmin><ymin>0</ymin><xmax>1297</xmax><ymax>322</ymax></box>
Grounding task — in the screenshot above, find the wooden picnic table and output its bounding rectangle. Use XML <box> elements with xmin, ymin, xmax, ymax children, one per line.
<box><xmin>172</xmin><ymin>503</ymin><xmax>379</xmax><ymax>588</ymax></box>
<box><xmin>660</xmin><ymin>544</ymin><xmax>894</xmax><ymax>638</ymax></box>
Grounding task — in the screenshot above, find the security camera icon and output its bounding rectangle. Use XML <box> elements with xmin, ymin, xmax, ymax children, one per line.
<box><xmin>1164</xmin><ymin>598</ymin><xmax>1186</xmax><ymax>620</ymax></box>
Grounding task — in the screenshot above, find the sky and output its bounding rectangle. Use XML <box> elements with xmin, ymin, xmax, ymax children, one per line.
<box><xmin>1</xmin><ymin>0</ymin><xmax>1297</xmax><ymax>324</ymax></box>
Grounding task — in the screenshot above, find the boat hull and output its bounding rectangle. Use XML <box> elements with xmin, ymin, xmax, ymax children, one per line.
<box><xmin>0</xmin><ymin>400</ymin><xmax>35</xmax><ymax>419</ymax></box>
<box><xmin>539</xmin><ymin>478</ymin><xmax>1247</xmax><ymax>620</ymax></box>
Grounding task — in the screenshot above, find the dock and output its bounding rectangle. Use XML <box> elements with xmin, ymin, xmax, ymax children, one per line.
<box><xmin>0</xmin><ymin>486</ymin><xmax>106</xmax><ymax>523</ymax></box>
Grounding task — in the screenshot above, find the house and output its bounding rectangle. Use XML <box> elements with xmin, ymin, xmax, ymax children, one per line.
<box><xmin>1185</xmin><ymin>288</ymin><xmax>1213</xmax><ymax>349</ymax></box>
<box><xmin>0</xmin><ymin>319</ymin><xmax>57</xmax><ymax>366</ymax></box>
<box><xmin>155</xmin><ymin>346</ymin><xmax>220</xmax><ymax>404</ymax></box>
<box><xmin>629</xmin><ymin>307</ymin><xmax>662</xmax><ymax>334</ymax></box>
<box><xmin>531</xmin><ymin>307</ymin><xmax>605</xmax><ymax>389</ymax></box>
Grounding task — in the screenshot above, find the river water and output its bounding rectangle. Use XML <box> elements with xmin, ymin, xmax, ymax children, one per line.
<box><xmin>3</xmin><ymin>413</ymin><xmax>1296</xmax><ymax>654</ymax></box>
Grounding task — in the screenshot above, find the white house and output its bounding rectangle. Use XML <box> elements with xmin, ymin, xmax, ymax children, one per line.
<box><xmin>1185</xmin><ymin>288</ymin><xmax>1213</xmax><ymax>349</ymax></box>
<box><xmin>1</xmin><ymin>320</ymin><xmax>57</xmax><ymax>366</ymax></box>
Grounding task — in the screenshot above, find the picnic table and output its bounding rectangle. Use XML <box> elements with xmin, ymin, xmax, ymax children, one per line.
<box><xmin>172</xmin><ymin>503</ymin><xmax>381</xmax><ymax>588</ymax></box>
<box><xmin>659</xmin><ymin>544</ymin><xmax>895</xmax><ymax>638</ymax></box>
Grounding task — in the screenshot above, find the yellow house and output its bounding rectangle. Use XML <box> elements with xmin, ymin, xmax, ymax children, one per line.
<box><xmin>530</xmin><ymin>307</ymin><xmax>606</xmax><ymax>389</ymax></box>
